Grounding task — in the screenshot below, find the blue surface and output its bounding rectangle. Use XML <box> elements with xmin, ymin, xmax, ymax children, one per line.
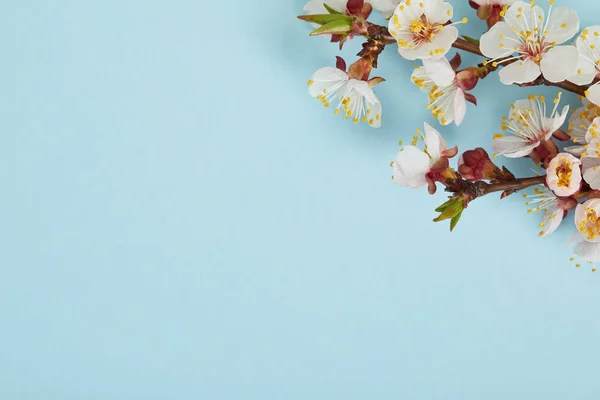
<box><xmin>1</xmin><ymin>0</ymin><xmax>600</xmax><ymax>398</ymax></box>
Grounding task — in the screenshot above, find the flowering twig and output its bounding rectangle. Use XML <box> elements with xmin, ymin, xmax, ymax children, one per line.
<box><xmin>299</xmin><ymin>0</ymin><xmax>600</xmax><ymax>268</ymax></box>
<box><xmin>373</xmin><ymin>26</ymin><xmax>588</xmax><ymax>97</ymax></box>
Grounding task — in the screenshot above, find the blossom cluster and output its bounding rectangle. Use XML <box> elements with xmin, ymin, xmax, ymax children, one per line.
<box><xmin>300</xmin><ymin>0</ymin><xmax>600</xmax><ymax>270</ymax></box>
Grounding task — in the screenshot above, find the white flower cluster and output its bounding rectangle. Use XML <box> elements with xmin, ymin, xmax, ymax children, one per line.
<box><xmin>301</xmin><ymin>0</ymin><xmax>600</xmax><ymax>270</ymax></box>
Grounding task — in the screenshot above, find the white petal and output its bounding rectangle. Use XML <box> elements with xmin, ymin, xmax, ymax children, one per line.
<box><xmin>428</xmin><ymin>25</ymin><xmax>459</xmax><ymax>59</ymax></box>
<box><xmin>584</xmin><ymin>165</ymin><xmax>600</xmax><ymax>190</ymax></box>
<box><xmin>392</xmin><ymin>147</ymin><xmax>430</xmax><ymax>188</ymax></box>
<box><xmin>492</xmin><ymin>135</ymin><xmax>538</xmax><ymax>158</ymax></box>
<box><xmin>540</xmin><ymin>46</ymin><xmax>579</xmax><ymax>83</ymax></box>
<box><xmin>398</xmin><ymin>41</ymin><xmax>430</xmax><ymax>61</ymax></box>
<box><xmin>540</xmin><ymin>207</ymin><xmax>565</xmax><ymax>237</ymax></box>
<box><xmin>574</xmin><ymin>26</ymin><xmax>600</xmax><ymax>75</ymax></box>
<box><xmin>411</xmin><ymin>66</ymin><xmax>434</xmax><ymax>92</ymax></box>
<box><xmin>586</xmin><ymin>82</ymin><xmax>600</xmax><ymax>108</ymax></box>
<box><xmin>366</xmin><ymin>97</ymin><xmax>382</xmax><ymax>128</ymax></box>
<box><xmin>545</xmin><ymin>105</ymin><xmax>570</xmax><ymax>138</ymax></box>
<box><xmin>508</xmin><ymin>99</ymin><xmax>534</xmax><ymax>122</ymax></box>
<box><xmin>575</xmin><ymin>202</ymin><xmax>587</xmax><ymax>225</ymax></box>
<box><xmin>423</xmin><ymin>57</ymin><xmax>455</xmax><ymax>87</ymax></box>
<box><xmin>349</xmin><ymin>79</ymin><xmax>378</xmax><ymax>104</ymax></box>
<box><xmin>504</xmin><ymin>1</ymin><xmax>545</xmax><ymax>34</ymax></box>
<box><xmin>390</xmin><ymin>0</ymin><xmax>425</xmax><ymax>26</ymax></box>
<box><xmin>453</xmin><ymin>88</ymin><xmax>467</xmax><ymax>126</ymax></box>
<box><xmin>480</xmin><ymin>22</ymin><xmax>520</xmax><ymax>59</ymax></box>
<box><xmin>499</xmin><ymin>59</ymin><xmax>541</xmax><ymax>85</ymax></box>
<box><xmin>564</xmin><ymin>145</ymin><xmax>587</xmax><ymax>157</ymax></box>
<box><xmin>574</xmin><ymin>241</ymin><xmax>600</xmax><ymax>263</ymax></box>
<box><xmin>567</xmin><ymin>52</ymin><xmax>597</xmax><ymax>86</ymax></box>
<box><xmin>371</xmin><ymin>0</ymin><xmax>400</xmax><ymax>18</ymax></box>
<box><xmin>544</xmin><ymin>6</ymin><xmax>580</xmax><ymax>45</ymax></box>
<box><xmin>308</xmin><ymin>67</ymin><xmax>348</xmax><ymax>98</ymax></box>
<box><xmin>423</xmin><ymin>122</ymin><xmax>446</xmax><ymax>161</ymax></box>
<box><xmin>423</xmin><ymin>0</ymin><xmax>452</xmax><ymax>24</ymax></box>
<box><xmin>585</xmin><ymin>116</ymin><xmax>600</xmax><ymax>143</ymax></box>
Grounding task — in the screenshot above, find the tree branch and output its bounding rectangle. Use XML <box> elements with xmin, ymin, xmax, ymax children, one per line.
<box><xmin>370</xmin><ymin>25</ymin><xmax>588</xmax><ymax>97</ymax></box>
<box><xmin>478</xmin><ymin>175</ymin><xmax>546</xmax><ymax>196</ymax></box>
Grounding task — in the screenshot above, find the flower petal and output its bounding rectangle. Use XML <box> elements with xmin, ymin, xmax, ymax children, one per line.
<box><xmin>586</xmin><ymin>82</ymin><xmax>600</xmax><ymax>108</ymax></box>
<box><xmin>428</xmin><ymin>25</ymin><xmax>459</xmax><ymax>58</ymax></box>
<box><xmin>540</xmin><ymin>46</ymin><xmax>579</xmax><ymax>83</ymax></box>
<box><xmin>308</xmin><ymin>67</ymin><xmax>349</xmax><ymax>98</ymax></box>
<box><xmin>564</xmin><ymin>145</ymin><xmax>587</xmax><ymax>157</ymax></box>
<box><xmin>568</xmin><ymin>52</ymin><xmax>597</xmax><ymax>85</ymax></box>
<box><xmin>499</xmin><ymin>59</ymin><xmax>541</xmax><ymax>85</ymax></box>
<box><xmin>423</xmin><ymin>0</ymin><xmax>452</xmax><ymax>24</ymax></box>
<box><xmin>423</xmin><ymin>57</ymin><xmax>455</xmax><ymax>87</ymax></box>
<box><xmin>544</xmin><ymin>6</ymin><xmax>580</xmax><ymax>45</ymax></box>
<box><xmin>411</xmin><ymin>66</ymin><xmax>434</xmax><ymax>92</ymax></box>
<box><xmin>504</xmin><ymin>1</ymin><xmax>545</xmax><ymax>33</ymax></box>
<box><xmin>453</xmin><ymin>88</ymin><xmax>467</xmax><ymax>126</ymax></box>
<box><xmin>583</xmin><ymin>163</ymin><xmax>600</xmax><ymax>190</ymax></box>
<box><xmin>545</xmin><ymin>105</ymin><xmax>570</xmax><ymax>138</ymax></box>
<box><xmin>393</xmin><ymin>147</ymin><xmax>430</xmax><ymax>188</ymax></box>
<box><xmin>492</xmin><ymin>135</ymin><xmax>538</xmax><ymax>158</ymax></box>
<box><xmin>480</xmin><ymin>21</ymin><xmax>519</xmax><ymax>59</ymax></box>
<box><xmin>540</xmin><ymin>207</ymin><xmax>565</xmax><ymax>237</ymax></box>
<box><xmin>366</xmin><ymin>97</ymin><xmax>382</xmax><ymax>128</ymax></box>
<box><xmin>574</xmin><ymin>241</ymin><xmax>600</xmax><ymax>263</ymax></box>
<box><xmin>423</xmin><ymin>122</ymin><xmax>447</xmax><ymax>161</ymax></box>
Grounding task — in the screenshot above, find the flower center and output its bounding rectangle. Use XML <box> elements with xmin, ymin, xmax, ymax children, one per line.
<box><xmin>555</xmin><ymin>158</ymin><xmax>573</xmax><ymax>188</ymax></box>
<box><xmin>409</xmin><ymin>17</ymin><xmax>440</xmax><ymax>42</ymax></box>
<box><xmin>579</xmin><ymin>209</ymin><xmax>600</xmax><ymax>240</ymax></box>
<box><xmin>518</xmin><ymin>36</ymin><xmax>552</xmax><ymax>64</ymax></box>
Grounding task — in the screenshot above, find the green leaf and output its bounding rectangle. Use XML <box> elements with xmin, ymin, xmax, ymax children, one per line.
<box><xmin>450</xmin><ymin>211</ymin><xmax>463</xmax><ymax>232</ymax></box>
<box><xmin>309</xmin><ymin>18</ymin><xmax>352</xmax><ymax>36</ymax></box>
<box><xmin>435</xmin><ymin>198</ymin><xmax>456</xmax><ymax>213</ymax></box>
<box><xmin>324</xmin><ymin>3</ymin><xmax>343</xmax><ymax>14</ymax></box>
<box><xmin>297</xmin><ymin>14</ymin><xmax>350</xmax><ymax>26</ymax></box>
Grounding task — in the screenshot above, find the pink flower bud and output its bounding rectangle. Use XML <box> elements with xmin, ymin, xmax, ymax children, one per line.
<box><xmin>456</xmin><ymin>68</ymin><xmax>480</xmax><ymax>91</ymax></box>
<box><xmin>458</xmin><ymin>148</ymin><xmax>496</xmax><ymax>180</ymax></box>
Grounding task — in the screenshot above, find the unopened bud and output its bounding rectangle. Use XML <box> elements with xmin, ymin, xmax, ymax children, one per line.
<box><xmin>458</xmin><ymin>148</ymin><xmax>497</xmax><ymax>180</ymax></box>
<box><xmin>456</xmin><ymin>68</ymin><xmax>480</xmax><ymax>91</ymax></box>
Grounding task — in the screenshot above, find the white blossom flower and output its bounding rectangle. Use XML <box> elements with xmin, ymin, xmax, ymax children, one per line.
<box><xmin>388</xmin><ymin>0</ymin><xmax>467</xmax><ymax>60</ymax></box>
<box><xmin>411</xmin><ymin>57</ymin><xmax>467</xmax><ymax>126</ymax></box>
<box><xmin>523</xmin><ymin>186</ymin><xmax>568</xmax><ymax>237</ymax></box>
<box><xmin>492</xmin><ymin>94</ymin><xmax>569</xmax><ymax>158</ymax></box>
<box><xmin>567</xmin><ymin>26</ymin><xmax>600</xmax><ymax>107</ymax></box>
<box><xmin>392</xmin><ymin>123</ymin><xmax>450</xmax><ymax>188</ymax></box>
<box><xmin>479</xmin><ymin>0</ymin><xmax>580</xmax><ymax>85</ymax></box>
<box><xmin>572</xmin><ymin>199</ymin><xmax>600</xmax><ymax>264</ymax></box>
<box><xmin>370</xmin><ymin>0</ymin><xmax>402</xmax><ymax>18</ymax></box>
<box><xmin>546</xmin><ymin>153</ymin><xmax>582</xmax><ymax>197</ymax></box>
<box><xmin>565</xmin><ymin>98</ymin><xmax>600</xmax><ymax>156</ymax></box>
<box><xmin>308</xmin><ymin>67</ymin><xmax>382</xmax><ymax>127</ymax></box>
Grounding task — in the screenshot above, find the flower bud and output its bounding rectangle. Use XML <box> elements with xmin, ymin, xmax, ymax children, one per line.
<box><xmin>458</xmin><ymin>148</ymin><xmax>498</xmax><ymax>180</ymax></box>
<box><xmin>456</xmin><ymin>68</ymin><xmax>480</xmax><ymax>91</ymax></box>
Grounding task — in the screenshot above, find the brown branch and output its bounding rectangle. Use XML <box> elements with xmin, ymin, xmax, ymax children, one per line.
<box><xmin>478</xmin><ymin>175</ymin><xmax>546</xmax><ymax>196</ymax></box>
<box><xmin>369</xmin><ymin>25</ymin><xmax>589</xmax><ymax>97</ymax></box>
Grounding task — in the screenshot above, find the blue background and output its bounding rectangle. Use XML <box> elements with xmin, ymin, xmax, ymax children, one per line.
<box><xmin>1</xmin><ymin>0</ymin><xmax>599</xmax><ymax>398</ymax></box>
